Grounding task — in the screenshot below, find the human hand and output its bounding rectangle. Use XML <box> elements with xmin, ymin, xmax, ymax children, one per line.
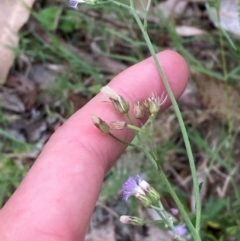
<box><xmin>0</xmin><ymin>50</ymin><xmax>188</xmax><ymax>241</ymax></box>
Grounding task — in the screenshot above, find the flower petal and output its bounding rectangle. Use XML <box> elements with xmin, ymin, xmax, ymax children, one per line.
<box><xmin>122</xmin><ymin>175</ymin><xmax>145</xmax><ymax>201</ymax></box>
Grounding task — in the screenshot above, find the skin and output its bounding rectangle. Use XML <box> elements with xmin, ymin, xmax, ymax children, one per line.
<box><xmin>0</xmin><ymin>50</ymin><xmax>188</xmax><ymax>241</ymax></box>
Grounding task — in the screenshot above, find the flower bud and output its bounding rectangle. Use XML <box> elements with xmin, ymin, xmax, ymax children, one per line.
<box><xmin>110</xmin><ymin>121</ymin><xmax>127</xmax><ymax>130</ymax></box>
<box><xmin>139</xmin><ymin>180</ymin><xmax>160</xmax><ymax>204</ymax></box>
<box><xmin>113</xmin><ymin>96</ymin><xmax>130</xmax><ymax>114</ymax></box>
<box><xmin>120</xmin><ymin>215</ymin><xmax>145</xmax><ymax>226</ymax></box>
<box><xmin>134</xmin><ymin>101</ymin><xmax>147</xmax><ymax>119</ymax></box>
<box><xmin>135</xmin><ymin>193</ymin><xmax>152</xmax><ymax>207</ymax></box>
<box><xmin>101</xmin><ymin>85</ymin><xmax>129</xmax><ymax>114</ymax></box>
<box><xmin>170</xmin><ymin>208</ymin><xmax>179</xmax><ymax>216</ymax></box>
<box><xmin>174</xmin><ymin>235</ymin><xmax>185</xmax><ymax>241</ymax></box>
<box><xmin>92</xmin><ymin>115</ymin><xmax>110</xmax><ymax>134</ymax></box>
<box><xmin>147</xmin><ymin>93</ymin><xmax>167</xmax><ymax>115</ymax></box>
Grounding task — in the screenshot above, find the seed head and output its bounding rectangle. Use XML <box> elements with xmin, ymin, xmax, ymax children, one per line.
<box><xmin>134</xmin><ymin>100</ymin><xmax>148</xmax><ymax>119</ymax></box>
<box><xmin>147</xmin><ymin>93</ymin><xmax>167</xmax><ymax>115</ymax></box>
<box><xmin>92</xmin><ymin>115</ymin><xmax>110</xmax><ymax>134</ymax></box>
<box><xmin>101</xmin><ymin>85</ymin><xmax>129</xmax><ymax>114</ymax></box>
<box><xmin>110</xmin><ymin>121</ymin><xmax>127</xmax><ymax>130</ymax></box>
<box><xmin>139</xmin><ymin>180</ymin><xmax>160</xmax><ymax>204</ymax></box>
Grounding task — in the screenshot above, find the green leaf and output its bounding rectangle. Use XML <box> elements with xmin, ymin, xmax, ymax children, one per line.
<box><xmin>59</xmin><ymin>10</ymin><xmax>82</xmax><ymax>33</ymax></box>
<box><xmin>36</xmin><ymin>6</ymin><xmax>61</xmax><ymax>31</ymax></box>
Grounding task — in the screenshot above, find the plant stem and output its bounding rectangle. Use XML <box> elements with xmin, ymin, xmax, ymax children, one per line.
<box><xmin>125</xmin><ymin>113</ymin><xmax>144</xmax><ymax>148</ymax></box>
<box><xmin>158</xmin><ymin>167</ymin><xmax>199</xmax><ymax>240</ymax></box>
<box><xmin>141</xmin><ymin>146</ymin><xmax>198</xmax><ymax>239</ymax></box>
<box><xmin>131</xmin><ymin>11</ymin><xmax>201</xmax><ymax>238</ymax></box>
<box><xmin>108</xmin><ymin>1</ymin><xmax>201</xmax><ymax>239</ymax></box>
<box><xmin>129</xmin><ymin>0</ymin><xmax>134</xmax><ymax>8</ymax></box>
<box><xmin>110</xmin><ymin>0</ymin><xmax>131</xmax><ymax>9</ymax></box>
<box><xmin>144</xmin><ymin>0</ymin><xmax>152</xmax><ymax>30</ymax></box>
<box><xmin>216</xmin><ymin>2</ymin><xmax>232</xmax><ymax>133</ymax></box>
<box><xmin>141</xmin><ymin>145</ymin><xmax>157</xmax><ymax>169</ymax></box>
<box><xmin>127</xmin><ymin>124</ymin><xmax>145</xmax><ymax>132</ymax></box>
<box><xmin>109</xmin><ymin>133</ymin><xmax>138</xmax><ymax>147</ymax></box>
<box><xmin>151</xmin><ymin>202</ymin><xmax>187</xmax><ymax>241</ymax></box>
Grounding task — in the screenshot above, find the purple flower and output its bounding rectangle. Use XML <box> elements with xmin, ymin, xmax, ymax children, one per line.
<box><xmin>69</xmin><ymin>0</ymin><xmax>85</xmax><ymax>8</ymax></box>
<box><xmin>169</xmin><ymin>224</ymin><xmax>189</xmax><ymax>239</ymax></box>
<box><xmin>170</xmin><ymin>208</ymin><xmax>179</xmax><ymax>216</ymax></box>
<box><xmin>122</xmin><ymin>175</ymin><xmax>145</xmax><ymax>201</ymax></box>
<box><xmin>175</xmin><ymin>224</ymin><xmax>188</xmax><ymax>236</ymax></box>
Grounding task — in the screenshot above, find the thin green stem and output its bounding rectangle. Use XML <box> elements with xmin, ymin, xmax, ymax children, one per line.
<box><xmin>152</xmin><ymin>206</ymin><xmax>167</xmax><ymax>221</ymax></box>
<box><xmin>125</xmin><ymin>113</ymin><xmax>143</xmax><ymax>147</ymax></box>
<box><xmin>151</xmin><ymin>206</ymin><xmax>175</xmax><ymax>232</ymax></box>
<box><xmin>125</xmin><ymin>113</ymin><xmax>135</xmax><ymax>127</ymax></box>
<box><xmin>131</xmin><ymin>11</ymin><xmax>201</xmax><ymax>236</ymax></box>
<box><xmin>127</xmin><ymin>124</ymin><xmax>145</xmax><ymax>132</ymax></box>
<box><xmin>141</xmin><ymin>145</ymin><xmax>157</xmax><ymax>169</ymax></box>
<box><xmin>151</xmin><ymin>203</ymin><xmax>186</xmax><ymax>241</ymax></box>
<box><xmin>129</xmin><ymin>0</ymin><xmax>134</xmax><ymax>8</ymax></box>
<box><xmin>126</xmin><ymin>113</ymin><xmax>157</xmax><ymax>168</ymax></box>
<box><xmin>141</xmin><ymin>114</ymin><xmax>155</xmax><ymax>130</ymax></box>
<box><xmin>219</xmin><ymin>33</ymin><xmax>227</xmax><ymax>81</ymax></box>
<box><xmin>217</xmin><ymin>4</ymin><xmax>232</xmax><ymax>133</ymax></box>
<box><xmin>110</xmin><ymin>0</ymin><xmax>131</xmax><ymax>9</ymax></box>
<box><xmin>139</xmin><ymin>0</ymin><xmax>146</xmax><ymax>10</ymax></box>
<box><xmin>108</xmin><ymin>1</ymin><xmax>201</xmax><ymax>239</ymax></box>
<box><xmin>153</xmin><ymin>201</ymin><xmax>172</xmax><ymax>226</ymax></box>
<box><xmin>144</xmin><ymin>0</ymin><xmax>152</xmax><ymax>30</ymax></box>
<box><xmin>140</xmin><ymin>146</ymin><xmax>197</xmax><ymax>239</ymax></box>
<box><xmin>109</xmin><ymin>133</ymin><xmax>139</xmax><ymax>148</ymax></box>
<box><xmin>158</xmin><ymin>167</ymin><xmax>199</xmax><ymax>240</ymax></box>
<box><xmin>148</xmin><ymin>115</ymin><xmax>157</xmax><ymax>157</ymax></box>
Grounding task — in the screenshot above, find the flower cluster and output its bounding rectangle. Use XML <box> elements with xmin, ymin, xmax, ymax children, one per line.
<box><xmin>91</xmin><ymin>85</ymin><xmax>167</xmax><ymax>134</ymax></box>
<box><xmin>121</xmin><ymin>175</ymin><xmax>189</xmax><ymax>240</ymax></box>
<box><xmin>122</xmin><ymin>175</ymin><xmax>160</xmax><ymax>206</ymax></box>
<box><xmin>70</xmin><ymin>0</ymin><xmax>192</xmax><ymax>237</ymax></box>
<box><xmin>89</xmin><ymin>86</ymin><xmax>187</xmax><ymax>237</ymax></box>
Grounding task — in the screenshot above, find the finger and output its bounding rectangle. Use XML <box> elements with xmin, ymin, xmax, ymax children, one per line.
<box><xmin>0</xmin><ymin>50</ymin><xmax>188</xmax><ymax>241</ymax></box>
